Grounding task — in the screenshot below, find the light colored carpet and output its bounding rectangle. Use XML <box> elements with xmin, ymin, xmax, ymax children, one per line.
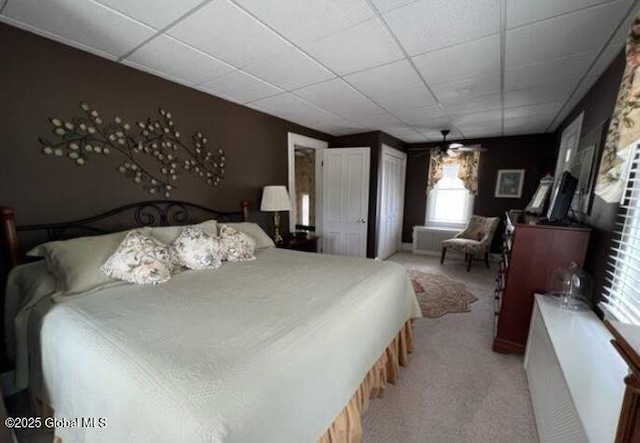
<box><xmin>408</xmin><ymin>270</ymin><xmax>478</xmax><ymax>318</ymax></box>
<box><xmin>362</xmin><ymin>253</ymin><xmax>538</xmax><ymax>443</ymax></box>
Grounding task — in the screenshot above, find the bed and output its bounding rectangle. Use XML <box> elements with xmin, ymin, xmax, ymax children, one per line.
<box><xmin>0</xmin><ymin>200</ymin><xmax>421</xmax><ymax>443</ymax></box>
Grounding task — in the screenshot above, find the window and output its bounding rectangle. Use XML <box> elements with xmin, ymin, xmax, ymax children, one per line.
<box><xmin>425</xmin><ymin>164</ymin><xmax>474</xmax><ymax>228</ymax></box>
<box><xmin>602</xmin><ymin>143</ymin><xmax>640</xmax><ymax>325</ymax></box>
<box><xmin>301</xmin><ymin>193</ymin><xmax>310</xmax><ymax>226</ymax></box>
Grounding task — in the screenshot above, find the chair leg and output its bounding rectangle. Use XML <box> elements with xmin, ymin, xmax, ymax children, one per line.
<box><xmin>484</xmin><ymin>252</ymin><xmax>490</xmax><ymax>269</ymax></box>
<box><xmin>440</xmin><ymin>246</ymin><xmax>447</xmax><ymax>264</ymax></box>
<box><xmin>465</xmin><ymin>253</ymin><xmax>472</xmax><ymax>272</ymax></box>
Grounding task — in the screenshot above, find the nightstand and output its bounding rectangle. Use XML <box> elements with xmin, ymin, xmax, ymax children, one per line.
<box><xmin>277</xmin><ymin>233</ymin><xmax>320</xmax><ymax>253</ymax></box>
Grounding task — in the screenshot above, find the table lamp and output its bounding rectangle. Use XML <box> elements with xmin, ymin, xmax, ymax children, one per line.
<box><xmin>260</xmin><ymin>185</ymin><xmax>291</xmax><ymax>244</ymax></box>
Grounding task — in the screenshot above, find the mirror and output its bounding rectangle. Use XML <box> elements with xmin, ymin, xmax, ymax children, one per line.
<box><xmin>294</xmin><ymin>147</ymin><xmax>316</xmax><ymax>231</ymax></box>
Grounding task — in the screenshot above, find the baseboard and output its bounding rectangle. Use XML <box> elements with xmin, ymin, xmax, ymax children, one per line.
<box><xmin>401</xmin><ymin>242</ymin><xmax>412</xmax><ymax>251</ymax></box>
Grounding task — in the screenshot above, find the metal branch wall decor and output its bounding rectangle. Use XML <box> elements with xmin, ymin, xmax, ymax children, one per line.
<box><xmin>38</xmin><ymin>102</ymin><xmax>226</xmax><ymax>198</ymax></box>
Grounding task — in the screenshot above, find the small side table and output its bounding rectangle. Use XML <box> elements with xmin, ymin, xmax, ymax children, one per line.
<box><xmin>277</xmin><ymin>233</ymin><xmax>320</xmax><ymax>253</ymax></box>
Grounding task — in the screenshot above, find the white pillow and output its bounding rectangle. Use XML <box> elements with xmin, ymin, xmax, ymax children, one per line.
<box><xmin>150</xmin><ymin>219</ymin><xmax>218</xmax><ymax>244</ymax></box>
<box><xmin>27</xmin><ymin>229</ymin><xmax>137</xmax><ymax>295</ymax></box>
<box><xmin>101</xmin><ymin>230</ymin><xmax>173</xmax><ymax>285</ymax></box>
<box><xmin>224</xmin><ymin>222</ymin><xmax>275</xmax><ymax>249</ymax></box>
<box><xmin>171</xmin><ymin>226</ymin><xmax>226</xmax><ymax>270</ymax></box>
<box><xmin>219</xmin><ymin>225</ymin><xmax>256</xmax><ymax>262</ymax></box>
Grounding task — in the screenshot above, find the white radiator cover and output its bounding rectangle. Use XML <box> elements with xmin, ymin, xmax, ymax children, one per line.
<box><xmin>412</xmin><ymin>226</ymin><xmax>457</xmax><ymax>255</ymax></box>
<box><xmin>524</xmin><ymin>295</ymin><xmax>627</xmax><ymax>443</ymax></box>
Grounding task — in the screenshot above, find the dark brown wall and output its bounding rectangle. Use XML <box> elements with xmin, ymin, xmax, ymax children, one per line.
<box><xmin>403</xmin><ymin>134</ymin><xmax>556</xmax><ymax>248</ymax></box>
<box><xmin>552</xmin><ymin>50</ymin><xmax>625</xmax><ymax>304</ymax></box>
<box><xmin>329</xmin><ymin>131</ymin><xmax>407</xmax><ymax>258</ymax></box>
<box><xmin>0</xmin><ymin>23</ymin><xmax>329</xmax><ymax>231</ymax></box>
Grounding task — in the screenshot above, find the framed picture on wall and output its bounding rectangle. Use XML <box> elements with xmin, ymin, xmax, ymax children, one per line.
<box><xmin>495</xmin><ymin>169</ymin><xmax>525</xmax><ymax>198</ymax></box>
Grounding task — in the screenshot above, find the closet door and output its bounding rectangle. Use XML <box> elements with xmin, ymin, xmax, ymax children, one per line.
<box><xmin>377</xmin><ymin>146</ymin><xmax>407</xmax><ymax>260</ymax></box>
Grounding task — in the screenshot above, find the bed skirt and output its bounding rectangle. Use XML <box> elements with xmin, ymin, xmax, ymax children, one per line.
<box><xmin>317</xmin><ymin>320</ymin><xmax>414</xmax><ymax>443</ymax></box>
<box><xmin>36</xmin><ymin>320</ymin><xmax>414</xmax><ymax>443</ymax></box>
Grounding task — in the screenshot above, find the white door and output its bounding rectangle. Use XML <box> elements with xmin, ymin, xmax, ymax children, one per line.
<box><xmin>322</xmin><ymin>148</ymin><xmax>370</xmax><ymax>257</ymax></box>
<box><xmin>377</xmin><ymin>146</ymin><xmax>407</xmax><ymax>260</ymax></box>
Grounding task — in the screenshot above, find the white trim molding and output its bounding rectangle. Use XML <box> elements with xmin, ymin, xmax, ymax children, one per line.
<box><xmin>287</xmin><ymin>132</ymin><xmax>328</xmax><ymax>236</ymax></box>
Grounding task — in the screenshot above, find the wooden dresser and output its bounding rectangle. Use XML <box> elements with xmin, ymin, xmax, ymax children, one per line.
<box><xmin>493</xmin><ymin>211</ymin><xmax>591</xmax><ymax>354</ymax></box>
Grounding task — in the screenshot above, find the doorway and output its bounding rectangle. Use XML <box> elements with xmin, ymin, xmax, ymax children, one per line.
<box><xmin>376</xmin><ymin>145</ymin><xmax>407</xmax><ymax>260</ymax></box>
<box><xmin>287</xmin><ymin>133</ymin><xmax>328</xmax><ymax>239</ymax></box>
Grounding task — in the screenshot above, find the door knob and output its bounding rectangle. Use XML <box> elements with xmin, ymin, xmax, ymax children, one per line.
<box><xmin>357</xmin><ymin>218</ymin><xmax>366</xmax><ymax>223</ymax></box>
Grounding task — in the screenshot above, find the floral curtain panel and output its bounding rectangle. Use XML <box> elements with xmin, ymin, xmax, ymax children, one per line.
<box><xmin>427</xmin><ymin>150</ymin><xmax>481</xmax><ymax>195</ymax></box>
<box><xmin>595</xmin><ymin>16</ymin><xmax>640</xmax><ymax>203</ymax></box>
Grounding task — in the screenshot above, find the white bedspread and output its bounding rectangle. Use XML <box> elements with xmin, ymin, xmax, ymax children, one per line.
<box><xmin>30</xmin><ymin>249</ymin><xmax>420</xmax><ymax>442</ymax></box>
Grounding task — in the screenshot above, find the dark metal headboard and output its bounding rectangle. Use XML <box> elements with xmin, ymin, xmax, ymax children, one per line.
<box><xmin>0</xmin><ymin>200</ymin><xmax>249</xmax><ymax>269</ymax></box>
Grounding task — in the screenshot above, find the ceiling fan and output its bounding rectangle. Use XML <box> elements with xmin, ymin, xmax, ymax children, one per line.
<box><xmin>409</xmin><ymin>130</ymin><xmax>487</xmax><ymax>157</ymax></box>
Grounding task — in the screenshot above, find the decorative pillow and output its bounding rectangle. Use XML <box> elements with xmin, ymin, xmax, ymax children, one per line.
<box><xmin>27</xmin><ymin>229</ymin><xmax>137</xmax><ymax>295</ymax></box>
<box><xmin>224</xmin><ymin>222</ymin><xmax>275</xmax><ymax>249</ymax></box>
<box><xmin>219</xmin><ymin>225</ymin><xmax>256</xmax><ymax>262</ymax></box>
<box><xmin>150</xmin><ymin>219</ymin><xmax>218</xmax><ymax>245</ymax></box>
<box><xmin>171</xmin><ymin>226</ymin><xmax>226</xmax><ymax>270</ymax></box>
<box><xmin>100</xmin><ymin>230</ymin><xmax>173</xmax><ymax>285</ymax></box>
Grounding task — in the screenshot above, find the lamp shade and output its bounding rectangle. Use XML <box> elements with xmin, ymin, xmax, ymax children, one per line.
<box><xmin>260</xmin><ymin>185</ymin><xmax>291</xmax><ymax>211</ymax></box>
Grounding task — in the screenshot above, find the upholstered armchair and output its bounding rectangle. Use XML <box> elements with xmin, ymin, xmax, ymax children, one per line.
<box><xmin>441</xmin><ymin>215</ymin><xmax>500</xmax><ymax>272</ymax></box>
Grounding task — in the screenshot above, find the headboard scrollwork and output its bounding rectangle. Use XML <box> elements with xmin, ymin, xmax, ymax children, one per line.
<box><xmin>0</xmin><ymin>200</ymin><xmax>249</xmax><ymax>269</ymax></box>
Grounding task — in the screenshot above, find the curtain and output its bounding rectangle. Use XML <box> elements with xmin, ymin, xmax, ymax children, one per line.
<box><xmin>594</xmin><ymin>15</ymin><xmax>640</xmax><ymax>203</ymax></box>
<box><xmin>427</xmin><ymin>149</ymin><xmax>481</xmax><ymax>195</ymax></box>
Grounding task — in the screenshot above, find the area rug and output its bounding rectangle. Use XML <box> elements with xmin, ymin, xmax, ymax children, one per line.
<box><xmin>408</xmin><ymin>270</ymin><xmax>478</xmax><ymax>318</ymax></box>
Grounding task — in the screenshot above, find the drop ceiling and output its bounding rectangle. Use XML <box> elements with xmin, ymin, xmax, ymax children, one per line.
<box><xmin>1</xmin><ymin>0</ymin><xmax>638</xmax><ymax>142</ymax></box>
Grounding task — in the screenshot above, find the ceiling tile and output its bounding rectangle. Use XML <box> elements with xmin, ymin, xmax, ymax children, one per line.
<box><xmin>2</xmin><ymin>0</ymin><xmax>155</xmax><ymax>58</ymax></box>
<box><xmin>507</xmin><ymin>0</ymin><xmax>623</xmax><ymax>29</ymax></box>
<box><xmin>242</xmin><ymin>47</ymin><xmax>334</xmax><ymax>91</ymax></box>
<box><xmin>197</xmin><ymin>70</ymin><xmax>283</xmax><ymax>104</ymax></box>
<box><xmin>370</xmin><ymin>0</ymin><xmax>420</xmax><ymax>13</ymax></box>
<box><xmin>294</xmin><ymin>78</ymin><xmax>383</xmax><ymax>119</ymax></box>
<box><xmin>402</xmin><ymin>133</ymin><xmax>430</xmax><ymax>142</ymax></box>
<box><xmin>413</xmin><ymin>33</ymin><xmax>500</xmax><ymax>85</ymax></box>
<box><xmin>443</xmin><ymin>94</ymin><xmax>502</xmax><ymax>115</ymax></box>
<box><xmin>457</xmin><ymin>124</ymin><xmax>502</xmax><ymax>138</ymax></box>
<box><xmin>168</xmin><ymin>0</ymin><xmax>291</xmax><ymax>67</ymax></box>
<box><xmin>347</xmin><ymin>111</ymin><xmax>404</xmax><ymax>128</ymax></box>
<box><xmin>248</xmin><ymin>93</ymin><xmax>360</xmax><ymax>133</ymax></box>
<box><xmin>302</xmin><ymin>19</ymin><xmax>404</xmax><ymax>76</ymax></box>
<box><xmin>121</xmin><ymin>59</ymin><xmax>187</xmax><ymax>85</ymax></box>
<box><xmin>93</xmin><ymin>0</ymin><xmax>204</xmax><ymax>29</ymax></box>
<box><xmin>505</xmin><ymin>51</ymin><xmax>596</xmax><ymax>91</ymax></box>
<box><xmin>505</xmin><ymin>0</ymin><xmax>630</xmax><ymax>68</ymax></box>
<box><xmin>381</xmin><ymin>125</ymin><xmax>427</xmax><ymax>141</ymax></box>
<box><xmin>504</xmin><ymin>82</ymin><xmax>573</xmax><ymax>108</ymax></box>
<box><xmin>383</xmin><ymin>0</ymin><xmax>500</xmax><ymax>56</ymax></box>
<box><xmin>431</xmin><ymin>71</ymin><xmax>500</xmax><ymax>103</ymax></box>
<box><xmin>503</xmin><ymin>101</ymin><xmax>564</xmax><ymax>120</ymax></box>
<box><xmin>349</xmin><ymin>112</ymin><xmax>402</xmax><ymax>129</ymax></box>
<box><xmin>371</xmin><ymin>86</ymin><xmax>437</xmax><ymax>113</ymax></box>
<box><xmin>126</xmin><ymin>35</ymin><xmax>234</xmax><ymax>85</ymax></box>
<box><xmin>450</xmin><ymin>110</ymin><xmax>502</xmax><ymax>126</ymax></box>
<box><xmin>345</xmin><ymin>59</ymin><xmax>422</xmax><ymax>90</ymax></box>
<box><xmin>392</xmin><ymin>104</ymin><xmax>447</xmax><ymax>126</ymax></box>
<box><xmin>232</xmin><ymin>0</ymin><xmax>374</xmax><ymax>45</ymax></box>
<box><xmin>345</xmin><ymin>60</ymin><xmax>436</xmax><ymax>111</ymax></box>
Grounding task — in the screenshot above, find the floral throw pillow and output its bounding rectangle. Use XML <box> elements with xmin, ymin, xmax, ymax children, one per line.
<box><xmin>100</xmin><ymin>230</ymin><xmax>173</xmax><ymax>285</ymax></box>
<box><xmin>219</xmin><ymin>225</ymin><xmax>256</xmax><ymax>262</ymax></box>
<box><xmin>171</xmin><ymin>226</ymin><xmax>226</xmax><ymax>270</ymax></box>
